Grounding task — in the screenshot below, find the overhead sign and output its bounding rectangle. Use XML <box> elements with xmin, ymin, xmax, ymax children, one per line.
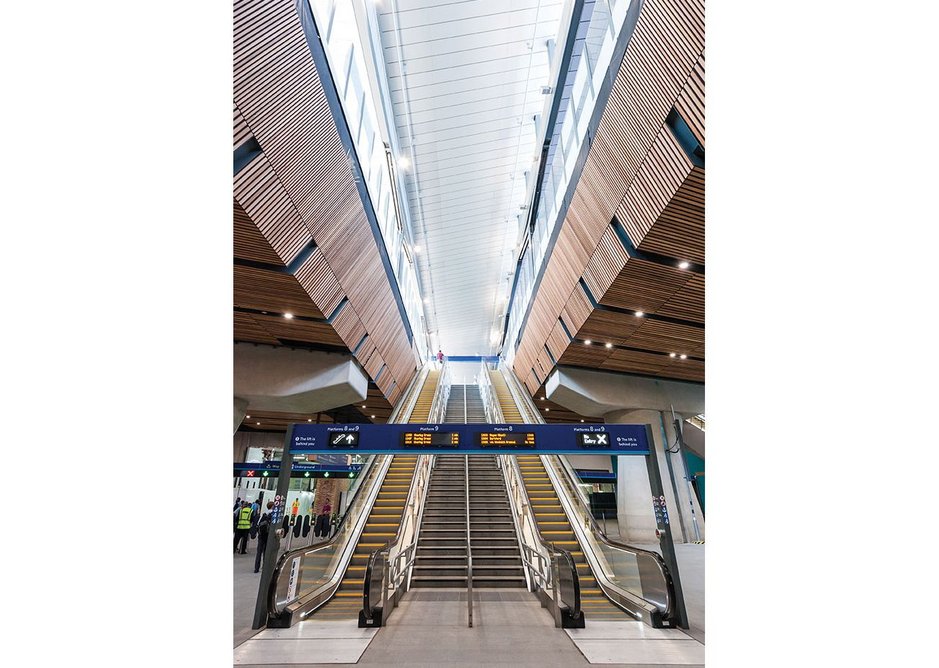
<box><xmin>232</xmin><ymin>462</ymin><xmax>363</xmax><ymax>479</ymax></box>
<box><xmin>287</xmin><ymin>423</ymin><xmax>650</xmax><ymax>455</ymax></box>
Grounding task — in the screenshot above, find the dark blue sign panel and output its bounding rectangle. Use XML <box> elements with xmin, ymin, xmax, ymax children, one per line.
<box><xmin>287</xmin><ymin>423</ymin><xmax>650</xmax><ymax>455</ymax></box>
<box><xmin>232</xmin><ymin>462</ymin><xmax>363</xmax><ymax>479</ymax></box>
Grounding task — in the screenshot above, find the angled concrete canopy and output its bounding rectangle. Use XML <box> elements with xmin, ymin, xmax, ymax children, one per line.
<box><xmin>234</xmin><ymin>343</ymin><xmax>369</xmax><ymax>418</ymax></box>
<box><xmin>545</xmin><ymin>366</ymin><xmax>704</xmax><ymax>418</ymax></box>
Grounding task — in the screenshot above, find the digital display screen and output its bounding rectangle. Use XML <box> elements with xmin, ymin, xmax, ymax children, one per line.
<box><xmin>401</xmin><ymin>432</ymin><xmax>460</xmax><ymax>447</ymax></box>
<box><xmin>477</xmin><ymin>432</ymin><xmax>536</xmax><ymax>447</ymax></box>
<box><xmin>577</xmin><ymin>432</ymin><xmax>611</xmax><ymax>448</ymax></box>
<box><xmin>327</xmin><ymin>432</ymin><xmax>360</xmax><ymax>448</ymax></box>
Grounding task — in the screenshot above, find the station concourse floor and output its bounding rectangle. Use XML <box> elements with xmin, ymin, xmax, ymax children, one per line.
<box><xmin>234</xmin><ymin>536</ymin><xmax>704</xmax><ymax>666</ymax></box>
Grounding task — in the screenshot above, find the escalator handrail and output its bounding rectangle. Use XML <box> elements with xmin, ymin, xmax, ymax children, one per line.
<box><xmin>266</xmin><ymin>453</ymin><xmax>390</xmax><ymax>618</ymax></box>
<box><xmin>543</xmin><ymin>453</ymin><xmax>676</xmax><ymax>618</ymax></box>
<box><xmin>498</xmin><ymin>363</ymin><xmax>675</xmax><ymax>619</ymax></box>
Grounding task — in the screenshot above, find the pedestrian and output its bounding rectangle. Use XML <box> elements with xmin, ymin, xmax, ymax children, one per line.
<box><xmin>234</xmin><ymin>500</ymin><xmax>252</xmax><ymax>554</ymax></box>
<box><xmin>233</xmin><ymin>497</ymin><xmax>241</xmax><ymax>512</ymax></box>
<box><xmin>254</xmin><ymin>501</ymin><xmax>274</xmax><ymax>573</ymax></box>
<box><xmin>436</xmin><ymin>349</ymin><xmax>444</xmax><ymax>365</ymax></box>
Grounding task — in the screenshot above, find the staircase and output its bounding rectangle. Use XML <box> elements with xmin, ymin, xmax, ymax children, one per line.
<box><xmin>411</xmin><ymin>455</ymin><xmax>525</xmax><ymax>588</ymax></box>
<box><xmin>411</xmin><ymin>454</ymin><xmax>468</xmax><ymax>587</ymax></box>
<box><xmin>443</xmin><ymin>384</ymin><xmax>487</xmax><ymax>423</ymax></box>
<box><xmin>467</xmin><ymin>455</ymin><xmax>525</xmax><ymax>586</ymax></box>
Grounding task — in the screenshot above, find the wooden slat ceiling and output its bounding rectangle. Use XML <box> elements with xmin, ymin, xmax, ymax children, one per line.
<box><xmin>238</xmin><ymin>386</ymin><xmax>394</xmax><ymax>433</ymax></box>
<box><xmin>513</xmin><ymin>0</ymin><xmax>705</xmax><ymax>390</ymax></box>
<box><xmin>233</xmin><ymin>0</ymin><xmax>419</xmax><ymax>415</ymax></box>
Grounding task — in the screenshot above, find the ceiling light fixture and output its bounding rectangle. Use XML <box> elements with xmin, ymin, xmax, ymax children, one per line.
<box><xmin>680</xmin><ymin>354</ymin><xmax>688</xmax><ymax>359</ymax></box>
<box><xmin>678</xmin><ymin>261</ymin><xmax>690</xmax><ymax>270</ymax></box>
<box><xmin>371</xmin><ymin>415</ymin><xmax>376</xmax><ymax>419</ymax></box>
<box><xmin>580</xmin><ymin>419</ymin><xmax>584</xmax><ymax>423</ymax></box>
<box><xmin>605</xmin><ymin>342</ymin><xmax>613</xmax><ymax>348</ymax></box>
<box><xmin>362</xmin><ymin>405</ymin><xmax>366</xmax><ymax>409</ymax></box>
<box><xmin>669</xmin><ymin>353</ymin><xmax>676</xmax><ymax>358</ymax></box>
<box><xmin>584</xmin><ymin>340</ymin><xmax>592</xmax><ymax>345</ymax></box>
<box><xmin>307</xmin><ymin>418</ymin><xmax>312</xmax><ymax>422</ymax></box>
<box><xmin>256</xmin><ymin>422</ymin><xmax>260</xmax><ymax>426</ymax></box>
<box><xmin>246</xmin><ymin>415</ymin><xmax>251</xmax><ymax>419</ymax></box>
<box><xmin>283</xmin><ymin>313</ymin><xmax>293</xmax><ymax>320</ymax></box>
<box><xmin>545</xmin><ymin>408</ymin><xmax>550</xmax><ymax>412</ymax></box>
<box><xmin>635</xmin><ymin>311</ymin><xmax>644</xmax><ymax>317</ymax></box>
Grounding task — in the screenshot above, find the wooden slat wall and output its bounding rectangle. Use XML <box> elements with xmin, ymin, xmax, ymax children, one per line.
<box><xmin>582</xmin><ymin>226</ymin><xmax>629</xmax><ymax>301</ymax></box>
<box><xmin>233</xmin><ymin>153</ymin><xmax>312</xmax><ymax>265</ymax></box>
<box><xmin>513</xmin><ymin>0</ymin><xmax>705</xmax><ymax>388</ymax></box>
<box><xmin>234</xmin><ymin>0</ymin><xmax>417</xmax><ymax>403</ymax></box>
<box><xmin>616</xmin><ymin>126</ymin><xmax>693</xmax><ymax>249</ymax></box>
<box><xmin>234</xmin><ymin>265</ymin><xmax>326</xmax><ymax>319</ymax></box>
<box><xmin>234</xmin><ymin>311</ymin><xmax>281</xmax><ymax>346</ymax></box>
<box><xmin>637</xmin><ymin>166</ymin><xmax>704</xmax><ymax>263</ymax></box>
<box><xmin>294</xmin><ymin>248</ymin><xmax>344</xmax><ymax>319</ymax></box>
<box><xmin>234</xmin><ymin>199</ymin><xmax>285</xmax><ymax>266</ymax></box>
<box><xmin>674</xmin><ymin>54</ymin><xmax>705</xmax><ymax>147</ymax></box>
<box><xmin>234</xmin><ymin>105</ymin><xmax>253</xmax><ymax>150</ymax></box>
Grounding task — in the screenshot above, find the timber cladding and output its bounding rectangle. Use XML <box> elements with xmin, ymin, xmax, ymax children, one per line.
<box><xmin>513</xmin><ymin>0</ymin><xmax>705</xmax><ymax>388</ymax></box>
<box><xmin>233</xmin><ymin>0</ymin><xmax>417</xmax><ymax>406</ymax></box>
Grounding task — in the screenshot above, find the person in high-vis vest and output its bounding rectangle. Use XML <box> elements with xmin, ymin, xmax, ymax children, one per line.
<box><xmin>234</xmin><ymin>501</ymin><xmax>253</xmax><ymax>554</ymax></box>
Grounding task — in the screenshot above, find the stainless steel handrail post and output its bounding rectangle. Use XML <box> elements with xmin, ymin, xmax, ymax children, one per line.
<box><xmin>465</xmin><ymin>454</ymin><xmax>473</xmax><ymax>627</ymax></box>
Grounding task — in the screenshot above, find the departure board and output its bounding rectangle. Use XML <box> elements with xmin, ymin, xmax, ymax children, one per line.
<box><xmin>477</xmin><ymin>432</ymin><xmax>536</xmax><ymax>448</ymax></box>
<box><xmin>401</xmin><ymin>432</ymin><xmax>460</xmax><ymax>447</ymax></box>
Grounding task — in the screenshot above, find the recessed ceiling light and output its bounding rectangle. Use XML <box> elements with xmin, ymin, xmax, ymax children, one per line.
<box><xmin>284</xmin><ymin>313</ymin><xmax>293</xmax><ymax>319</ymax></box>
<box><xmin>678</xmin><ymin>261</ymin><xmax>690</xmax><ymax>269</ymax></box>
<box><xmin>669</xmin><ymin>353</ymin><xmax>676</xmax><ymax>358</ymax></box>
<box><xmin>256</xmin><ymin>422</ymin><xmax>260</xmax><ymax>426</ymax></box>
<box><xmin>580</xmin><ymin>419</ymin><xmax>584</xmax><ymax>423</ymax></box>
<box><xmin>635</xmin><ymin>311</ymin><xmax>644</xmax><ymax>317</ymax></box>
<box><xmin>261</xmin><ymin>311</ymin><xmax>267</xmax><ymax>315</ymax></box>
<box><xmin>541</xmin><ymin>397</ymin><xmax>545</xmax><ymax>401</ymax></box>
<box><xmin>605</xmin><ymin>342</ymin><xmax>613</xmax><ymax>348</ymax></box>
<box><xmin>362</xmin><ymin>405</ymin><xmax>367</xmax><ymax>409</ymax></box>
<box><xmin>371</xmin><ymin>415</ymin><xmax>376</xmax><ymax>419</ymax></box>
<box><xmin>246</xmin><ymin>415</ymin><xmax>251</xmax><ymax>419</ymax></box>
<box><xmin>545</xmin><ymin>408</ymin><xmax>550</xmax><ymax>412</ymax></box>
<box><xmin>584</xmin><ymin>340</ymin><xmax>592</xmax><ymax>345</ymax></box>
<box><xmin>307</xmin><ymin>418</ymin><xmax>312</xmax><ymax>422</ymax></box>
<box><xmin>680</xmin><ymin>354</ymin><xmax>687</xmax><ymax>359</ymax></box>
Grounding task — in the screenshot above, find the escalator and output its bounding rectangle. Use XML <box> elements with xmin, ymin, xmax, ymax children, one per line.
<box><xmin>264</xmin><ymin>368</ymin><xmax>440</xmax><ymax>627</ymax></box>
<box><xmin>489</xmin><ymin>367</ymin><xmax>679</xmax><ymax>626</ymax></box>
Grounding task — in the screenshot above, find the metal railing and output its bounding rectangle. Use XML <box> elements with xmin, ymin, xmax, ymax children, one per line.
<box><xmin>359</xmin><ymin>453</ymin><xmax>435</xmax><ymax>626</ymax></box>
<box><xmin>477</xmin><ymin>359</ymin><xmax>504</xmax><ymax>424</ymax></box>
<box><xmin>500</xmin><ymin>453</ymin><xmax>582</xmax><ymax>627</ymax></box>
<box><xmin>428</xmin><ymin>360</ymin><xmax>451</xmax><ymax>424</ymax></box>
<box><xmin>497</xmin><ymin>362</ymin><xmax>679</xmax><ymax>627</ymax></box>
<box><xmin>465</xmin><ymin>455</ymin><xmax>474</xmax><ymax>627</ymax></box>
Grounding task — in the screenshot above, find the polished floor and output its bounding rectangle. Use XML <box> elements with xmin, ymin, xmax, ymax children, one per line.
<box><xmin>234</xmin><ymin>538</ymin><xmax>705</xmax><ymax>666</ymax></box>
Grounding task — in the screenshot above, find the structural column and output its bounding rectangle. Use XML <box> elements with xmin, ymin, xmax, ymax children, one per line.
<box><xmin>606</xmin><ymin>408</ymin><xmax>687</xmax><ymax>543</ymax></box>
<box><xmin>661</xmin><ymin>412</ymin><xmax>705</xmax><ymax>542</ymax></box>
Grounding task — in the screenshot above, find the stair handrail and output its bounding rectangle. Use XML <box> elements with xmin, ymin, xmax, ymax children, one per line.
<box><xmin>477</xmin><ymin>359</ymin><xmax>505</xmax><ymax>424</ymax></box>
<box><xmin>465</xmin><ymin>454</ymin><xmax>473</xmax><ymax>627</ymax></box>
<box><xmin>428</xmin><ymin>360</ymin><xmax>451</xmax><ymax>424</ymax></box>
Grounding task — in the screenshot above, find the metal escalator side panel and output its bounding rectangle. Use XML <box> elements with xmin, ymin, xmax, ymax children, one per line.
<box><xmin>268</xmin><ymin>453</ymin><xmax>395</xmax><ymax>625</ymax></box>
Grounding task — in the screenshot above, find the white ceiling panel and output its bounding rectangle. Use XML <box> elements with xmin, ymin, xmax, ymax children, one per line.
<box><xmin>378</xmin><ymin>0</ymin><xmax>565</xmax><ymax>355</ymax></box>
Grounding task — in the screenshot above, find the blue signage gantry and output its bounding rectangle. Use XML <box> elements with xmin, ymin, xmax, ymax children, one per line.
<box><xmin>286</xmin><ymin>423</ymin><xmax>650</xmax><ymax>455</ymax></box>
